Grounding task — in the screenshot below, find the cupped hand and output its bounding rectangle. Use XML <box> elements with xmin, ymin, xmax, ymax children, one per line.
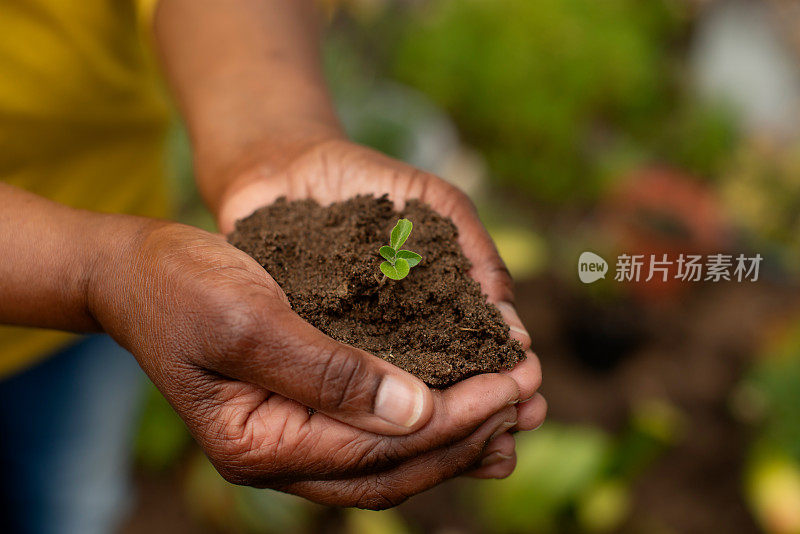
<box><xmin>88</xmin><ymin>218</ymin><xmax>540</xmax><ymax>508</ymax></box>
<box><xmin>215</xmin><ymin>139</ymin><xmax>546</xmax><ymax>478</ymax></box>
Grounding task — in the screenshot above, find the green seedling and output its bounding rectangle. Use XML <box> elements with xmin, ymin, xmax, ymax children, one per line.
<box><xmin>378</xmin><ymin>218</ymin><xmax>422</xmax><ymax>281</ymax></box>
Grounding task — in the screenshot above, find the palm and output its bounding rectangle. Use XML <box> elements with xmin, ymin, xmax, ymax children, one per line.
<box><xmin>218</xmin><ymin>140</ymin><xmax>511</xmax><ymax>304</ymax></box>
<box><xmin>133</xmin><ymin>226</ymin><xmax>531</xmax><ymax>506</ymax></box>
<box><xmin>190</xmin><ymin>140</ymin><xmax>545</xmax><ymax>503</ymax></box>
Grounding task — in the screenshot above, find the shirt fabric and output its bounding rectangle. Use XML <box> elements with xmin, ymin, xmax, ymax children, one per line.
<box><xmin>0</xmin><ymin>0</ymin><xmax>171</xmax><ymax>377</ymax></box>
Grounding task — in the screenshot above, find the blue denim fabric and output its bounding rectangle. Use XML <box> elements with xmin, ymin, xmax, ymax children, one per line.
<box><xmin>0</xmin><ymin>335</ymin><xmax>145</xmax><ymax>534</ymax></box>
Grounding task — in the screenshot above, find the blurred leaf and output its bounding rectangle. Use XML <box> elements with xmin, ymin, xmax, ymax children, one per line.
<box><xmin>743</xmin><ymin>320</ymin><xmax>800</xmax><ymax>461</ymax></box>
<box><xmin>745</xmin><ymin>445</ymin><xmax>800</xmax><ymax>534</ymax></box>
<box><xmin>396</xmin><ymin>250</ymin><xmax>422</xmax><ymax>266</ymax></box>
<box><xmin>185</xmin><ymin>452</ymin><xmax>319</xmax><ymax>534</ymax></box>
<box><xmin>605</xmin><ymin>398</ymin><xmax>684</xmax><ymax>481</ymax></box>
<box><xmin>393</xmin><ymin>0</ymin><xmax>690</xmax><ymax>204</ymax></box>
<box><xmin>134</xmin><ymin>383</ymin><xmax>191</xmax><ymax>472</ymax></box>
<box><xmin>488</xmin><ymin>225</ymin><xmax>548</xmax><ymax>280</ymax></box>
<box><xmin>576</xmin><ymin>479</ymin><xmax>631</xmax><ymax>533</ymax></box>
<box><xmin>477</xmin><ymin>423</ymin><xmax>612</xmax><ymax>533</ymax></box>
<box><xmin>345</xmin><ymin>509</ymin><xmax>412</xmax><ymax>534</ymax></box>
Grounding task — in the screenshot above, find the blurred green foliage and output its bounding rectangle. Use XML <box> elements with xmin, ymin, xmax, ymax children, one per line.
<box><xmin>185</xmin><ymin>453</ymin><xmax>320</xmax><ymax>534</ymax></box>
<box><xmin>134</xmin><ymin>383</ymin><xmax>192</xmax><ymax>472</ymax></box>
<box><xmin>738</xmin><ymin>319</ymin><xmax>800</xmax><ymax>534</ymax></box>
<box><xmin>344</xmin><ymin>509</ymin><xmax>412</xmax><ymax>534</ymax></box>
<box><xmin>391</xmin><ymin>0</ymin><xmax>737</xmax><ymax>203</ymax></box>
<box><xmin>477</xmin><ymin>403</ymin><xmax>681</xmax><ymax>533</ymax></box>
<box><xmin>742</xmin><ymin>320</ymin><xmax>800</xmax><ymax>463</ymax></box>
<box><xmin>720</xmin><ymin>141</ymin><xmax>800</xmax><ymax>272</ymax></box>
<box><xmin>477</xmin><ymin>424</ymin><xmax>613</xmax><ymax>533</ymax></box>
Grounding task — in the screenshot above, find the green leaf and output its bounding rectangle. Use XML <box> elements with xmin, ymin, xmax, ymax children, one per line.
<box><xmin>380</xmin><ymin>261</ymin><xmax>400</xmax><ymax>280</ymax></box>
<box><xmin>380</xmin><ymin>259</ymin><xmax>410</xmax><ymax>280</ymax></box>
<box><xmin>379</xmin><ymin>246</ymin><xmax>396</xmax><ymax>262</ymax></box>
<box><xmin>390</xmin><ymin>219</ymin><xmax>413</xmax><ymax>250</ymax></box>
<box><xmin>397</xmin><ymin>250</ymin><xmax>422</xmax><ymax>267</ymax></box>
<box><xmin>394</xmin><ymin>258</ymin><xmax>410</xmax><ymax>279</ymax></box>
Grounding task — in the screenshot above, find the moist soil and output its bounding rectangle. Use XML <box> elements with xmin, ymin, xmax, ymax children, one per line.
<box><xmin>227</xmin><ymin>194</ymin><xmax>524</xmax><ymax>388</ymax></box>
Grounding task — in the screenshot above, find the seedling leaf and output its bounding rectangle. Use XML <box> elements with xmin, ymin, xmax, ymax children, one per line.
<box><xmin>397</xmin><ymin>250</ymin><xmax>422</xmax><ymax>267</ymax></box>
<box><xmin>394</xmin><ymin>258</ymin><xmax>410</xmax><ymax>279</ymax></box>
<box><xmin>390</xmin><ymin>219</ymin><xmax>413</xmax><ymax>250</ymax></box>
<box><xmin>377</xmin><ymin>218</ymin><xmax>420</xmax><ymax>282</ymax></box>
<box><xmin>379</xmin><ymin>246</ymin><xmax>396</xmax><ymax>262</ymax></box>
<box><xmin>380</xmin><ymin>261</ymin><xmax>400</xmax><ymax>280</ymax></box>
<box><xmin>380</xmin><ymin>259</ymin><xmax>411</xmax><ymax>280</ymax></box>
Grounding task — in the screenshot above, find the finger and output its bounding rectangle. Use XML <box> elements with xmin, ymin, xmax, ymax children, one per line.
<box><xmin>512</xmin><ymin>392</ymin><xmax>547</xmax><ymax>432</ymax></box>
<box><xmin>501</xmin><ymin>350</ymin><xmax>542</xmax><ymax>403</ymax></box>
<box><xmin>465</xmin><ymin>432</ymin><xmax>516</xmax><ymax>479</ymax></box>
<box><xmin>197</xmin><ymin>295</ymin><xmax>434</xmax><ymax>436</ymax></box>
<box><xmin>418</xmin><ymin>183</ymin><xmax>541</xmax><ymax>403</ymax></box>
<box><xmin>207</xmin><ymin>372</ymin><xmax>521</xmax><ymax>483</ymax></box>
<box><xmin>294</xmin><ymin>372</ymin><xmax>521</xmax><ymax>477</ymax></box>
<box><xmin>433</xmin><ymin>186</ymin><xmax>515</xmax><ymax>305</ymax></box>
<box><xmin>275</xmin><ymin>406</ymin><xmax>518</xmax><ymax>509</ymax></box>
<box><xmin>467</xmin><ymin>452</ymin><xmax>517</xmax><ymax>480</ymax></box>
<box><xmin>495</xmin><ymin>301</ymin><xmax>531</xmax><ymax>350</ymax></box>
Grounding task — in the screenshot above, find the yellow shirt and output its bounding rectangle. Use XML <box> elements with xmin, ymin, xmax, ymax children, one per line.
<box><xmin>0</xmin><ymin>0</ymin><xmax>170</xmax><ymax>377</ymax></box>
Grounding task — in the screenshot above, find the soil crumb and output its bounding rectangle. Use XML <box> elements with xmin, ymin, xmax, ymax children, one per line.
<box><xmin>228</xmin><ymin>194</ymin><xmax>525</xmax><ymax>388</ymax></box>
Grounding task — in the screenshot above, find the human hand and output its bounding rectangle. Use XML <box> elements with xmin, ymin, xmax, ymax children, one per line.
<box><xmin>215</xmin><ymin>138</ymin><xmax>546</xmax><ymax>479</ymax></box>
<box><xmin>87</xmin><ymin>218</ymin><xmax>536</xmax><ymax>507</ymax></box>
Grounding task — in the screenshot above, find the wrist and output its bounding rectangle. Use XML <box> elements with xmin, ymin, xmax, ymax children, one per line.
<box><xmin>199</xmin><ymin>122</ymin><xmax>347</xmax><ymax>225</ymax></box>
<box><xmin>83</xmin><ymin>214</ymin><xmax>171</xmax><ymax>335</ymax></box>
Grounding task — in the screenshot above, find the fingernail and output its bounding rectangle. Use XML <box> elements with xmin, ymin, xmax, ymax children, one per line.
<box><xmin>375</xmin><ymin>375</ymin><xmax>426</xmax><ymax>428</ymax></box>
<box><xmin>533</xmin><ymin>421</ymin><xmax>545</xmax><ymax>431</ymax></box>
<box><xmin>490</xmin><ymin>420</ymin><xmax>517</xmax><ymax>441</ymax></box>
<box><xmin>496</xmin><ymin>302</ymin><xmax>530</xmax><ymax>339</ymax></box>
<box><xmin>509</xmin><ymin>325</ymin><xmax>529</xmax><ymax>337</ymax></box>
<box><xmin>480</xmin><ymin>451</ymin><xmax>513</xmax><ymax>467</ymax></box>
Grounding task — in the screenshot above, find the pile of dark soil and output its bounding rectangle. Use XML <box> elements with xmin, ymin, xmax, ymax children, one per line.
<box><xmin>228</xmin><ymin>194</ymin><xmax>524</xmax><ymax>388</ymax></box>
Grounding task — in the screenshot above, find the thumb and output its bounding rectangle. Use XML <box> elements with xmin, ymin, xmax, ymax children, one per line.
<box><xmin>202</xmin><ymin>298</ymin><xmax>434</xmax><ymax>436</ymax></box>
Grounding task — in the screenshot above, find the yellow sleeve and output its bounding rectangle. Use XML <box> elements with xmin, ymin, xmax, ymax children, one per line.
<box><xmin>134</xmin><ymin>0</ymin><xmax>162</xmax><ymax>31</ymax></box>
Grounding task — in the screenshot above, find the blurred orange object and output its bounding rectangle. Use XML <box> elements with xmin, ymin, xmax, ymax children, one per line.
<box><xmin>600</xmin><ymin>167</ymin><xmax>732</xmax><ymax>303</ymax></box>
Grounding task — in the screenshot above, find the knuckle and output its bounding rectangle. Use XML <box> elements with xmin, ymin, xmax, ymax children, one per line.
<box><xmin>315</xmin><ymin>345</ymin><xmax>377</xmax><ymax>413</ymax></box>
<box><xmin>210</xmin><ymin>450</ymin><xmax>281</xmax><ymax>488</ymax></box>
<box><xmin>349</xmin><ymin>437</ymin><xmax>399</xmax><ymax>474</ymax></box>
<box><xmin>212</xmin><ymin>459</ymin><xmax>258</xmax><ymax>487</ymax></box>
<box><xmin>488</xmin><ymin>259</ymin><xmax>514</xmax><ymax>287</ymax></box>
<box><xmin>442</xmin><ymin>183</ymin><xmax>475</xmax><ymax>214</ymax></box>
<box><xmin>354</xmin><ymin>480</ymin><xmax>407</xmax><ymax>510</ymax></box>
<box><xmin>200</xmin><ymin>409</ymin><xmax>288</xmax><ymax>488</ymax></box>
<box><xmin>212</xmin><ymin>300</ymin><xmax>267</xmax><ymax>362</ymax></box>
<box><xmin>460</xmin><ymin>440</ymin><xmax>487</xmax><ymax>467</ymax></box>
<box><xmin>486</xmin><ymin>261</ymin><xmax>515</xmax><ymax>302</ymax></box>
<box><xmin>452</xmin><ymin>185</ymin><xmax>475</xmax><ymax>209</ymax></box>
